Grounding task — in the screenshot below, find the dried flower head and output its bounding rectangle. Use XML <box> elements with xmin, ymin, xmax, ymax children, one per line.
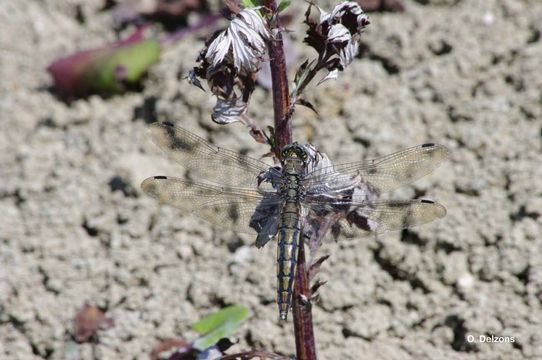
<box><xmin>206</xmin><ymin>8</ymin><xmax>270</xmax><ymax>74</ymax></box>
<box><xmin>188</xmin><ymin>8</ymin><xmax>271</xmax><ymax>124</ymax></box>
<box><xmin>304</xmin><ymin>1</ymin><xmax>369</xmax><ymax>81</ymax></box>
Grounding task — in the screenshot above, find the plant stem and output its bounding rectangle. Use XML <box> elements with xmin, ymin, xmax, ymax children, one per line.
<box><xmin>264</xmin><ymin>0</ymin><xmax>291</xmax><ymax>154</ymax></box>
<box><xmin>293</xmin><ymin>237</ymin><xmax>317</xmax><ymax>360</ymax></box>
<box><xmin>264</xmin><ymin>1</ymin><xmax>317</xmax><ymax>359</ymax></box>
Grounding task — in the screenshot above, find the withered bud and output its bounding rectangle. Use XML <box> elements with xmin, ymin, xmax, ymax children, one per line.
<box><xmin>304</xmin><ymin>1</ymin><xmax>370</xmax><ymax>82</ymax></box>
<box><xmin>188</xmin><ymin>8</ymin><xmax>270</xmax><ymax>125</ymax></box>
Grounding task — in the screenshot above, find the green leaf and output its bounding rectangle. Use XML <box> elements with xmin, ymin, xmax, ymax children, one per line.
<box><xmin>86</xmin><ymin>39</ymin><xmax>161</xmax><ymax>93</ymax></box>
<box><xmin>240</xmin><ymin>0</ymin><xmax>260</xmax><ymax>8</ymax></box>
<box><xmin>192</xmin><ymin>305</ymin><xmax>250</xmax><ymax>351</ymax></box>
<box><xmin>277</xmin><ymin>0</ymin><xmax>291</xmax><ymax>12</ymax></box>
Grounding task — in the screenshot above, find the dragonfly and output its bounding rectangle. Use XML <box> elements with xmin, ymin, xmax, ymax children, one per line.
<box><xmin>141</xmin><ymin>122</ymin><xmax>448</xmax><ymax>320</ymax></box>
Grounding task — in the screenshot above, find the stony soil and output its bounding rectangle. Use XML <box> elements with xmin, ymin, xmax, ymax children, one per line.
<box><xmin>1</xmin><ymin>0</ymin><xmax>541</xmax><ymax>359</ymax></box>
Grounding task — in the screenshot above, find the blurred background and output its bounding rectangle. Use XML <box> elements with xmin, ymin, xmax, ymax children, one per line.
<box><xmin>0</xmin><ymin>0</ymin><xmax>541</xmax><ymax>359</ymax></box>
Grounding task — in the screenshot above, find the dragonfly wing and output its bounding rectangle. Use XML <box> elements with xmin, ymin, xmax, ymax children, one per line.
<box><xmin>304</xmin><ymin>143</ymin><xmax>449</xmax><ymax>195</ymax></box>
<box><xmin>148</xmin><ymin>122</ymin><xmax>281</xmax><ymax>189</ymax></box>
<box><xmin>302</xmin><ymin>199</ymin><xmax>446</xmax><ymax>239</ymax></box>
<box><xmin>141</xmin><ymin>176</ymin><xmax>281</xmax><ymax>236</ymax></box>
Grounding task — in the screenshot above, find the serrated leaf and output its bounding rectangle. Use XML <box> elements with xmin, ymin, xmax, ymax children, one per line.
<box><xmin>277</xmin><ymin>0</ymin><xmax>291</xmax><ymax>12</ymax></box>
<box><xmin>211</xmin><ymin>98</ymin><xmax>247</xmax><ymax>124</ymax></box>
<box><xmin>192</xmin><ymin>305</ymin><xmax>250</xmax><ymax>351</ymax></box>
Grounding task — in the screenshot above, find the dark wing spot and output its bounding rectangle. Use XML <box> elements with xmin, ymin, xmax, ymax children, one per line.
<box><xmin>162</xmin><ymin>121</ymin><xmax>175</xmax><ymax>127</ymax></box>
<box><xmin>421</xmin><ymin>199</ymin><xmax>434</xmax><ymax>204</ymax></box>
<box><xmin>162</xmin><ymin>123</ymin><xmax>195</xmax><ymax>152</ymax></box>
<box><xmin>154</xmin><ymin>176</ymin><xmax>168</xmax><ymax>179</ymax></box>
<box><xmin>422</xmin><ymin>143</ymin><xmax>435</xmax><ymax>148</ymax></box>
<box><xmin>367</xmin><ymin>167</ymin><xmax>378</xmax><ymax>175</ymax></box>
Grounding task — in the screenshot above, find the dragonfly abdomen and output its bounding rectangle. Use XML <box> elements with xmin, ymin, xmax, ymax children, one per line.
<box><xmin>277</xmin><ymin>167</ymin><xmax>305</xmax><ymax>320</ymax></box>
<box><xmin>277</xmin><ymin>202</ymin><xmax>301</xmax><ymax>321</ymax></box>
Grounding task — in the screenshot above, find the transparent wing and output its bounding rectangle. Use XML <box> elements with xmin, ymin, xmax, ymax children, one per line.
<box><xmin>148</xmin><ymin>122</ymin><xmax>280</xmax><ymax>189</ymax></box>
<box><xmin>302</xmin><ymin>199</ymin><xmax>447</xmax><ymax>239</ymax></box>
<box><xmin>141</xmin><ymin>176</ymin><xmax>281</xmax><ymax>235</ymax></box>
<box><xmin>304</xmin><ymin>143</ymin><xmax>449</xmax><ymax>195</ymax></box>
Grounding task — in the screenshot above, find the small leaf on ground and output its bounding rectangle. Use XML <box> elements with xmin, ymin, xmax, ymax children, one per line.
<box><xmin>47</xmin><ymin>28</ymin><xmax>161</xmax><ymax>98</ymax></box>
<box><xmin>73</xmin><ymin>304</ymin><xmax>113</xmax><ymax>342</ymax></box>
<box><xmin>192</xmin><ymin>305</ymin><xmax>250</xmax><ymax>351</ymax></box>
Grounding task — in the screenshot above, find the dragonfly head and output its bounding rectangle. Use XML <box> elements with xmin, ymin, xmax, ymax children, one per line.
<box><xmin>280</xmin><ymin>143</ymin><xmax>308</xmax><ymax>163</ymax></box>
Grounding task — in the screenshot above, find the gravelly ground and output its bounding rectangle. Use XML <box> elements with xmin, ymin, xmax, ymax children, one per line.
<box><xmin>1</xmin><ymin>0</ymin><xmax>541</xmax><ymax>359</ymax></box>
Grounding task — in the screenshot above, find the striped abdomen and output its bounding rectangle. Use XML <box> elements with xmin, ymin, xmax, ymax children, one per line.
<box><xmin>277</xmin><ymin>170</ymin><xmax>304</xmax><ymax>320</ymax></box>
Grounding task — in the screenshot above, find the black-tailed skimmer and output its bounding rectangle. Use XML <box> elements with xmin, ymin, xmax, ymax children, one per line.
<box><xmin>141</xmin><ymin>122</ymin><xmax>448</xmax><ymax>320</ymax></box>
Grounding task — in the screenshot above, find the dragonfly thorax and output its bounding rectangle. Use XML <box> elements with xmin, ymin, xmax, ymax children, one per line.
<box><xmin>279</xmin><ymin>143</ymin><xmax>307</xmax><ymax>202</ymax></box>
<box><xmin>281</xmin><ymin>143</ymin><xmax>308</xmax><ymax>164</ymax></box>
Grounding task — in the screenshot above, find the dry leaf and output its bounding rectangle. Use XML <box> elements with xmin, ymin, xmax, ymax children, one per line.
<box><xmin>73</xmin><ymin>304</ymin><xmax>113</xmax><ymax>342</ymax></box>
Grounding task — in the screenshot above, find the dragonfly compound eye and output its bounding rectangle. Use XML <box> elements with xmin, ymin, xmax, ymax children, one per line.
<box><xmin>284</xmin><ymin>144</ymin><xmax>307</xmax><ymax>159</ymax></box>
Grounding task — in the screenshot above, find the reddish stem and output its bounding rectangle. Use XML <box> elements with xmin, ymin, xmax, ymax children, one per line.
<box><xmin>264</xmin><ymin>1</ymin><xmax>316</xmax><ymax>359</ymax></box>
<box><xmin>264</xmin><ymin>0</ymin><xmax>292</xmax><ymax>154</ymax></box>
<box><xmin>293</xmin><ymin>237</ymin><xmax>317</xmax><ymax>360</ymax></box>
